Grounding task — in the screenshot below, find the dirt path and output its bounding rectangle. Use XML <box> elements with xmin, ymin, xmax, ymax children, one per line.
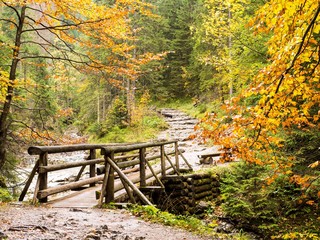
<box><xmin>0</xmin><ymin>204</ymin><xmax>213</xmax><ymax>240</ymax></box>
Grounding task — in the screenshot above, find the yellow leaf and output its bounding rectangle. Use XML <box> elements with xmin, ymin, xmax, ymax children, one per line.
<box><xmin>308</xmin><ymin>161</ymin><xmax>319</xmax><ymax>168</ymax></box>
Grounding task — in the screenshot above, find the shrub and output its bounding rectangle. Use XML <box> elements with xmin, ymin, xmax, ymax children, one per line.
<box><xmin>219</xmin><ymin>161</ymin><xmax>301</xmax><ymax>235</ymax></box>
<box><xmin>0</xmin><ymin>188</ymin><xmax>13</xmax><ymax>202</ymax></box>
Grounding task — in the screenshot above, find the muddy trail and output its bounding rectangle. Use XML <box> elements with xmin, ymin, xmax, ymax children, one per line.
<box><xmin>0</xmin><ymin>109</ymin><xmax>226</xmax><ymax>240</ymax></box>
<box><xmin>0</xmin><ymin>205</ymin><xmax>213</xmax><ymax>240</ymax></box>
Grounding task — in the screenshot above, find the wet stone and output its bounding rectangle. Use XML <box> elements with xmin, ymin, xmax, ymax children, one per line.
<box><xmin>0</xmin><ymin>231</ymin><xmax>8</xmax><ymax>239</ymax></box>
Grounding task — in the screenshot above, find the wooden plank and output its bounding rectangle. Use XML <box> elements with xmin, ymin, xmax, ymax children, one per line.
<box><xmin>105</xmin><ymin>152</ymin><xmax>115</xmax><ymax>204</ymax></box>
<box><xmin>145</xmin><ymin>158</ymin><xmax>165</xmax><ymax>188</ymax></box>
<box><xmin>39</xmin><ymin>158</ymin><xmax>104</xmax><ymax>173</ymax></box>
<box><xmin>178</xmin><ymin>149</ymin><xmax>193</xmax><ymax>170</ymax></box>
<box><xmin>161</xmin><ymin>145</ymin><xmax>166</xmax><ymax>177</ymax></box>
<box><xmin>75</xmin><ymin>165</ymin><xmax>86</xmax><ymax>181</ymax></box>
<box><xmin>32</xmin><ymin>175</ymin><xmax>40</xmax><ymax>204</ymax></box>
<box><xmin>119</xmin><ymin>177</ymin><xmax>136</xmax><ymax>204</ymax></box>
<box><xmin>175</xmin><ymin>142</ymin><xmax>179</xmax><ymax>172</ymax></box>
<box><xmin>197</xmin><ymin>153</ymin><xmax>222</xmax><ymax>158</ymax></box>
<box><xmin>98</xmin><ymin>164</ymin><xmax>110</xmax><ymax>207</ymax></box>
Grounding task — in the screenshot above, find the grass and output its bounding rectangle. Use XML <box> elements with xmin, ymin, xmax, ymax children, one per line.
<box><xmin>126</xmin><ymin>204</ymin><xmax>254</xmax><ymax>240</ymax></box>
<box><xmin>91</xmin><ymin>112</ymin><xmax>168</xmax><ymax>143</ymax></box>
<box><xmin>152</xmin><ymin>98</ymin><xmax>221</xmax><ymax>119</ymax></box>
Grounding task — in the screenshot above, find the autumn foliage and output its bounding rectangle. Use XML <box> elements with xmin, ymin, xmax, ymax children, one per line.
<box><xmin>199</xmin><ymin>1</ymin><xmax>320</xmax><ymax>201</ymax></box>
<box><xmin>0</xmin><ymin>0</ymin><xmax>158</xmax><ymax>170</ymax></box>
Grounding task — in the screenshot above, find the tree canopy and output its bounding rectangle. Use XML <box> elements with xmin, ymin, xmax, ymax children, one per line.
<box><xmin>199</xmin><ymin>0</ymin><xmax>320</xmax><ymax>200</ymax></box>
<box><xmin>0</xmin><ymin>0</ymin><xmax>155</xmax><ymax>169</ymax></box>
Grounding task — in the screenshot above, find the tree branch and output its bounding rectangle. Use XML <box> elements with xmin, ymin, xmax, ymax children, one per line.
<box><xmin>22</xmin><ymin>16</ymin><xmax>111</xmax><ymax>33</ymax></box>
<box><xmin>1</xmin><ymin>1</ymin><xmax>21</xmax><ymax>26</ymax></box>
<box><xmin>275</xmin><ymin>3</ymin><xmax>320</xmax><ymax>95</ymax></box>
<box><xmin>0</xmin><ymin>18</ymin><xmax>18</xmax><ymax>28</ymax></box>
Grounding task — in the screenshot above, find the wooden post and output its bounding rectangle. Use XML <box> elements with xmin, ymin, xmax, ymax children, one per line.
<box><xmin>139</xmin><ymin>148</ymin><xmax>146</xmax><ymax>187</ymax></box>
<box><xmin>38</xmin><ymin>152</ymin><xmax>48</xmax><ymax>203</ymax></box>
<box><xmin>75</xmin><ymin>166</ymin><xmax>85</xmax><ymax>181</ymax></box>
<box><xmin>145</xmin><ymin>159</ymin><xmax>164</xmax><ymax>188</ymax></box>
<box><xmin>19</xmin><ymin>159</ymin><xmax>39</xmax><ymax>201</ymax></box>
<box><xmin>105</xmin><ymin>151</ymin><xmax>115</xmax><ymax>204</ymax></box>
<box><xmin>178</xmin><ymin>149</ymin><xmax>193</xmax><ymax>170</ymax></box>
<box><xmin>32</xmin><ymin>176</ymin><xmax>41</xmax><ymax>205</ymax></box>
<box><xmin>119</xmin><ymin>177</ymin><xmax>136</xmax><ymax>204</ymax></box>
<box><xmin>174</xmin><ymin>142</ymin><xmax>179</xmax><ymax>172</ymax></box>
<box><xmin>165</xmin><ymin>153</ymin><xmax>180</xmax><ymax>176</ymax></box>
<box><xmin>160</xmin><ymin>145</ymin><xmax>166</xmax><ymax>177</ymax></box>
<box><xmin>98</xmin><ymin>163</ymin><xmax>110</xmax><ymax>207</ymax></box>
<box><xmin>89</xmin><ymin>149</ymin><xmax>96</xmax><ymax>187</ymax></box>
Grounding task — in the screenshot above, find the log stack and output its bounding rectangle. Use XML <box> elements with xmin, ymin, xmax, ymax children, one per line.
<box><xmin>161</xmin><ymin>173</ymin><xmax>219</xmax><ymax>214</ymax></box>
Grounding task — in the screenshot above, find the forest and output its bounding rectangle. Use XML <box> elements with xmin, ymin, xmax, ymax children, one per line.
<box><xmin>0</xmin><ymin>0</ymin><xmax>320</xmax><ymax>239</ymax></box>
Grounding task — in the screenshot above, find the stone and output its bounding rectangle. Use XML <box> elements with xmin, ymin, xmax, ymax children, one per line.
<box><xmin>0</xmin><ymin>231</ymin><xmax>8</xmax><ymax>239</ymax></box>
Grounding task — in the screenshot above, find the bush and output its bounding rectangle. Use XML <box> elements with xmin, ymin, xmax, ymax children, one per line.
<box><xmin>219</xmin><ymin>162</ymin><xmax>302</xmax><ymax>235</ymax></box>
<box><xmin>0</xmin><ymin>188</ymin><xmax>13</xmax><ymax>202</ymax></box>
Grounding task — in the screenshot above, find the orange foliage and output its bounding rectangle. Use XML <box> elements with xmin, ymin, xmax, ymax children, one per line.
<box><xmin>199</xmin><ymin>1</ymin><xmax>320</xmax><ymax>194</ymax></box>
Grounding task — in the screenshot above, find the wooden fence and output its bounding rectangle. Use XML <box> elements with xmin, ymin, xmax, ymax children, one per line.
<box><xmin>19</xmin><ymin>141</ymin><xmax>192</xmax><ymax>206</ymax></box>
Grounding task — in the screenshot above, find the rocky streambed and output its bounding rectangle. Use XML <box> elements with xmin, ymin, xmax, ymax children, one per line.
<box><xmin>157</xmin><ymin>108</ymin><xmax>220</xmax><ymax>170</ymax></box>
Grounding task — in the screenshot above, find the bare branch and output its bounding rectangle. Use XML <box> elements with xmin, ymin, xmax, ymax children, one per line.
<box><xmin>23</xmin><ymin>19</ymin><xmax>95</xmax><ymax>63</ymax></box>
<box><xmin>12</xmin><ymin>119</ymin><xmax>55</xmax><ymax>142</ymax></box>
<box><xmin>1</xmin><ymin>1</ymin><xmax>21</xmax><ymax>25</ymax></box>
<box><xmin>0</xmin><ymin>18</ymin><xmax>18</xmax><ymax>28</ymax></box>
<box><xmin>11</xmin><ymin>103</ymin><xmax>45</xmax><ymax>112</ymax></box>
<box><xmin>25</xmin><ymin>6</ymin><xmax>71</xmax><ymax>25</ymax></box>
<box><xmin>275</xmin><ymin>3</ymin><xmax>320</xmax><ymax>95</ymax></box>
<box><xmin>22</xmin><ymin>16</ymin><xmax>111</xmax><ymax>33</ymax></box>
<box><xmin>231</xmin><ymin>32</ymin><xmax>267</xmax><ymax>58</ymax></box>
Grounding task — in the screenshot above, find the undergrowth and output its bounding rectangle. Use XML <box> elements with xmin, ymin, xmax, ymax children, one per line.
<box><xmin>0</xmin><ymin>188</ymin><xmax>13</xmax><ymax>203</ymax></box>
<box><xmin>127</xmin><ymin>204</ymin><xmax>253</xmax><ymax>240</ymax></box>
<box><xmin>89</xmin><ymin>104</ymin><xmax>168</xmax><ymax>143</ymax></box>
<box><xmin>219</xmin><ymin>161</ymin><xmax>320</xmax><ymax>239</ymax></box>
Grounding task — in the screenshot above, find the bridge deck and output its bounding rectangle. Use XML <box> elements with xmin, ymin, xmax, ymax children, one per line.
<box><xmin>49</xmin><ymin>185</ymin><xmax>101</xmax><ymax>208</ymax></box>
<box><xmin>46</xmin><ymin>165</ymin><xmax>172</xmax><ymax>208</ymax></box>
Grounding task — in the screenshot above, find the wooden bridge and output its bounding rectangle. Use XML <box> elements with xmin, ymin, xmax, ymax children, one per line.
<box><xmin>19</xmin><ymin>140</ymin><xmax>194</xmax><ymax>207</ymax></box>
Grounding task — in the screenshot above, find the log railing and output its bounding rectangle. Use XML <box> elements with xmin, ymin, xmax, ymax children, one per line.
<box><xmin>20</xmin><ymin>141</ymin><xmax>192</xmax><ymax>205</ymax></box>
<box><xmin>98</xmin><ymin>140</ymin><xmax>192</xmax><ymax>206</ymax></box>
<box><xmin>19</xmin><ymin>143</ymin><xmax>130</xmax><ymax>203</ymax></box>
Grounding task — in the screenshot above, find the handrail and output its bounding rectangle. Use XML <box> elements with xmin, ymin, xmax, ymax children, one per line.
<box><xmin>100</xmin><ymin>140</ymin><xmax>177</xmax><ymax>154</ymax></box>
<box><xmin>28</xmin><ymin>143</ymin><xmax>128</xmax><ymax>155</ymax></box>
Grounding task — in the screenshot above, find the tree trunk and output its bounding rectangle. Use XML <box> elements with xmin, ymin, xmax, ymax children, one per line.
<box><xmin>0</xmin><ymin>5</ymin><xmax>26</xmax><ymax>170</ymax></box>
